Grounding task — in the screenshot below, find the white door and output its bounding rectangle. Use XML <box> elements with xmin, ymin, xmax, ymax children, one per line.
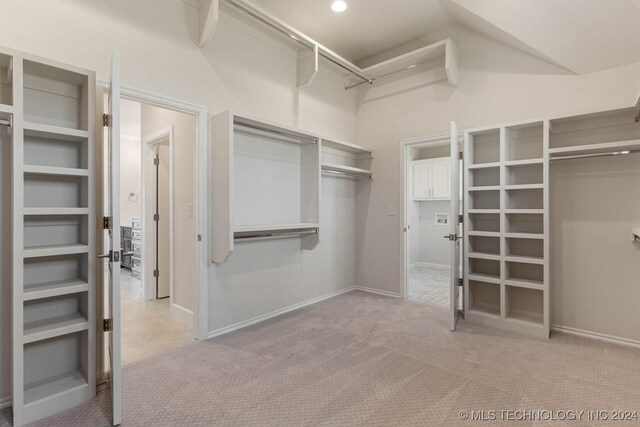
<box><xmin>449</xmin><ymin>121</ymin><xmax>461</xmax><ymax>331</ymax></box>
<box><xmin>431</xmin><ymin>159</ymin><xmax>450</xmax><ymax>198</ymax></box>
<box><xmin>105</xmin><ymin>50</ymin><xmax>122</xmax><ymax>425</ymax></box>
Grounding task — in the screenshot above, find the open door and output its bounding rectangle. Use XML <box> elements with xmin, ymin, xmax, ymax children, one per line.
<box><xmin>101</xmin><ymin>49</ymin><xmax>122</xmax><ymax>425</ymax></box>
<box><xmin>449</xmin><ymin>121</ymin><xmax>461</xmax><ymax>331</ymax></box>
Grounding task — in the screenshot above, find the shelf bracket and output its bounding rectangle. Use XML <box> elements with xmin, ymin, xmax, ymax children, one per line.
<box><xmin>198</xmin><ymin>0</ymin><xmax>219</xmax><ymax>47</ymax></box>
<box><xmin>297</xmin><ymin>44</ymin><xmax>318</xmax><ymax>89</ymax></box>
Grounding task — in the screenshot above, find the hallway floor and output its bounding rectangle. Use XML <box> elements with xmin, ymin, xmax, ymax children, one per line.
<box><xmin>121</xmin><ymin>269</ymin><xmax>194</xmax><ymax>365</ymax></box>
<box><xmin>408</xmin><ymin>263</ymin><xmax>449</xmax><ymax>307</ymax></box>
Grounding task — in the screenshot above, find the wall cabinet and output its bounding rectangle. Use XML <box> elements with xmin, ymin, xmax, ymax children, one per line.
<box><xmin>412</xmin><ymin>157</ymin><xmax>451</xmax><ymax>200</ymax></box>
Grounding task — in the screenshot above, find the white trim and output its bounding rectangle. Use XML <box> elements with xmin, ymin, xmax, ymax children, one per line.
<box><xmin>354</xmin><ymin>286</ymin><xmax>402</xmax><ymax>298</ymax></box>
<box><xmin>0</xmin><ymin>396</ymin><xmax>10</xmax><ymax>410</ymax></box>
<box><xmin>207</xmin><ymin>287</ymin><xmax>356</xmax><ymax>339</ymax></box>
<box><xmin>552</xmin><ymin>325</ymin><xmax>640</xmax><ymax>349</ymax></box>
<box><xmin>171</xmin><ymin>303</ymin><xmax>194</xmax><ymax>326</ymax></box>
<box><xmin>98</xmin><ymin>80</ymin><xmax>209</xmax><ymax>341</ymax></box>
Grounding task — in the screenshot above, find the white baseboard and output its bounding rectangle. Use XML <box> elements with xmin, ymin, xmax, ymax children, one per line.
<box><xmin>207</xmin><ymin>286</ymin><xmax>356</xmax><ymax>339</ymax></box>
<box><xmin>552</xmin><ymin>324</ymin><xmax>640</xmax><ymax>349</ymax></box>
<box><xmin>412</xmin><ymin>262</ymin><xmax>450</xmax><ymax>270</ymax></box>
<box><xmin>0</xmin><ymin>395</ymin><xmax>10</xmax><ymax>410</ymax></box>
<box><xmin>171</xmin><ymin>303</ymin><xmax>194</xmax><ymax>327</ymax></box>
<box><xmin>354</xmin><ymin>286</ymin><xmax>401</xmax><ymax>298</ymax></box>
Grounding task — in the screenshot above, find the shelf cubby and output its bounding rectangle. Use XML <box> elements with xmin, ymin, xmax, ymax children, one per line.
<box><xmin>505</xmin><ymin>213</ymin><xmax>543</xmax><ymax>235</ymax></box>
<box><xmin>469</xmin><ymin>166</ymin><xmax>499</xmax><ymax>188</ymax></box>
<box><xmin>23</xmin><ymin>254</ymin><xmax>88</xmax><ymax>299</ymax></box>
<box><xmin>549</xmin><ymin>107</ymin><xmax>640</xmax><ymax>151</ymax></box>
<box><xmin>321</xmin><ymin>138</ymin><xmax>372</xmax><ymax>179</ymax></box>
<box><xmin>23</xmin><ymin>332</ymin><xmax>89</xmax><ymax>405</ymax></box>
<box><xmin>506</xmin><ymin>237</ymin><xmax>543</xmax><ymax>259</ymax></box>
<box><xmin>24</xmin><ymin>174</ymin><xmax>88</xmax><ymax>209</ymax></box>
<box><xmin>469</xmin><ymin>235</ymin><xmax>500</xmax><ymax>256</ymax></box>
<box><xmin>505</xmin><ymin>188</ymin><xmax>543</xmax><ymax>210</ymax></box>
<box><xmin>0</xmin><ymin>53</ymin><xmax>12</xmax><ymax>106</ymax></box>
<box><xmin>468</xmin><ymin>213</ymin><xmax>500</xmax><ymax>233</ymax></box>
<box><xmin>506</xmin><ymin>261</ymin><xmax>544</xmax><ymax>286</ymax></box>
<box><xmin>468</xmin><ymin>129</ymin><xmax>500</xmax><ymax>165</ymax></box>
<box><xmin>23</xmin><ymin>60</ymin><xmax>89</xmax><ymax>131</ymax></box>
<box><xmin>506</xmin><ymin>286</ymin><xmax>543</xmax><ymax>324</ymax></box>
<box><xmin>505</xmin><ymin>162</ymin><xmax>543</xmax><ymax>185</ymax></box>
<box><xmin>469</xmin><ymin>190</ymin><xmax>500</xmax><ymax>210</ymax></box>
<box><xmin>23</xmin><ymin>293</ymin><xmax>88</xmax><ymax>343</ymax></box>
<box><xmin>24</xmin><ymin>215</ymin><xmax>88</xmax><ymax>250</ymax></box>
<box><xmin>505</xmin><ymin>122</ymin><xmax>543</xmax><ymax>161</ymax></box>
<box><xmin>469</xmin><ymin>280</ymin><xmax>500</xmax><ymax>316</ymax></box>
<box><xmin>468</xmin><ymin>258</ymin><xmax>501</xmax><ymax>282</ymax></box>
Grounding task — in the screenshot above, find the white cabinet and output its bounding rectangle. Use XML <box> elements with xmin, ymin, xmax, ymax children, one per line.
<box><xmin>412</xmin><ymin>158</ymin><xmax>451</xmax><ymax>200</ymax></box>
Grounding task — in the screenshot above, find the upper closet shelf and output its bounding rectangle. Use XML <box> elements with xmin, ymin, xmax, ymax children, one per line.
<box><xmin>322</xmin><ymin>138</ymin><xmax>372</xmax><ymax>156</ymax></box>
<box><xmin>548</xmin><ymin>139</ymin><xmax>640</xmax><ymax>158</ymax></box>
<box><xmin>321</xmin><ymin>163</ymin><xmax>371</xmax><ymax>179</ymax></box>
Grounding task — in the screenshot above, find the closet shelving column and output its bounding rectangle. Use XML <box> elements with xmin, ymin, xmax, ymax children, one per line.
<box><xmin>320</xmin><ymin>138</ymin><xmax>373</xmax><ymax>180</ymax></box>
<box><xmin>11</xmin><ymin>52</ymin><xmax>96</xmax><ymax>426</ymax></box>
<box><xmin>464</xmin><ymin>121</ymin><xmax>549</xmax><ymax>339</ymax></box>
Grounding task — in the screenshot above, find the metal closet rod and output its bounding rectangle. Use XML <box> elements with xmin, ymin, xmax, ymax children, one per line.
<box><xmin>550</xmin><ymin>149</ymin><xmax>640</xmax><ymax>161</ymax></box>
<box><xmin>344</xmin><ymin>56</ymin><xmax>446</xmax><ymax>90</ymax></box>
<box><xmin>234</xmin><ymin>123</ymin><xmax>318</xmax><ymax>144</ymax></box>
<box><xmin>322</xmin><ymin>169</ymin><xmax>372</xmax><ymax>179</ymax></box>
<box><xmin>223</xmin><ymin>0</ymin><xmax>373</xmax><ymax>85</ymax></box>
<box><xmin>235</xmin><ymin>228</ymin><xmax>318</xmax><ymax>240</ymax></box>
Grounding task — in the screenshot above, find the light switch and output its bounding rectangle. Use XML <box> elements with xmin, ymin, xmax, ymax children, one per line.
<box><xmin>386</xmin><ymin>205</ymin><xmax>396</xmax><ymax>216</ymax></box>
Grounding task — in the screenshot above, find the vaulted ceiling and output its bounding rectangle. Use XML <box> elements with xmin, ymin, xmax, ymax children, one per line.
<box><xmin>247</xmin><ymin>0</ymin><xmax>640</xmax><ymax>74</ymax></box>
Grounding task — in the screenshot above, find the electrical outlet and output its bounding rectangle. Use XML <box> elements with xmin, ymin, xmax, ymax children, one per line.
<box><xmin>386</xmin><ymin>205</ymin><xmax>396</xmax><ymax>216</ymax></box>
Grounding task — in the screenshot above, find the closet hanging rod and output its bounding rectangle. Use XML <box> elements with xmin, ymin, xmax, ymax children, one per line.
<box><xmin>223</xmin><ymin>0</ymin><xmax>373</xmax><ymax>85</ymax></box>
<box><xmin>321</xmin><ymin>169</ymin><xmax>372</xmax><ymax>179</ymax></box>
<box><xmin>234</xmin><ymin>123</ymin><xmax>318</xmax><ymax>144</ymax></box>
<box><xmin>344</xmin><ymin>56</ymin><xmax>445</xmax><ymax>90</ymax></box>
<box><xmin>550</xmin><ymin>148</ymin><xmax>640</xmax><ymax>161</ymax></box>
<box><xmin>234</xmin><ymin>228</ymin><xmax>318</xmax><ymax>240</ymax></box>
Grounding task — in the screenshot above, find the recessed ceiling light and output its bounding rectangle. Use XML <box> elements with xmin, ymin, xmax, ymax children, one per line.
<box><xmin>331</xmin><ymin>0</ymin><xmax>348</xmax><ymax>13</ymax></box>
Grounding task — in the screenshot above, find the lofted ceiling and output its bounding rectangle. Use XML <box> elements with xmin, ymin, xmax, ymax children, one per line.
<box><xmin>231</xmin><ymin>0</ymin><xmax>640</xmax><ymax>74</ymax></box>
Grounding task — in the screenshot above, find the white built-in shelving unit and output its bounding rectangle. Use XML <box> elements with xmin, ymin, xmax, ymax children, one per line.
<box><xmin>3</xmin><ymin>47</ymin><xmax>96</xmax><ymax>426</ymax></box>
<box><xmin>464</xmin><ymin>121</ymin><xmax>549</xmax><ymax>338</ymax></box>
<box><xmin>211</xmin><ymin>112</ymin><xmax>373</xmax><ymax>263</ymax></box>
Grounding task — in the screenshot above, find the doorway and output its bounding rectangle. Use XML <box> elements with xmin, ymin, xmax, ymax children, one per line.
<box><xmin>402</xmin><ymin>133</ymin><xmax>462</xmax><ymax>311</ymax></box>
<box><xmin>118</xmin><ymin>98</ymin><xmax>196</xmax><ymax>364</ymax></box>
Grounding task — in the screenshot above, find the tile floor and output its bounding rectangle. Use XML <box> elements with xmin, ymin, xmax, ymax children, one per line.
<box><xmin>121</xmin><ymin>268</ymin><xmax>194</xmax><ymax>365</ymax></box>
<box><xmin>407</xmin><ymin>263</ymin><xmax>449</xmax><ymax>307</ymax></box>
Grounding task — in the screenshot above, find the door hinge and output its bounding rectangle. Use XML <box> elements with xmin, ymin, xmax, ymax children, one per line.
<box><xmin>154</xmin><ymin>157</ymin><xmax>159</xmax><ymax>166</ymax></box>
<box><xmin>197</xmin><ymin>234</ymin><xmax>202</xmax><ymax>242</ymax></box>
<box><xmin>153</xmin><ymin>269</ymin><xmax>159</xmax><ymax>278</ymax></box>
<box><xmin>458</xmin><ymin>309</ymin><xmax>465</xmax><ymax>320</ymax></box>
<box><xmin>458</xmin><ymin>278</ymin><xmax>463</xmax><ymax>286</ymax></box>
<box><xmin>103</xmin><ymin>318</ymin><xmax>113</xmax><ymax>332</ymax></box>
<box><xmin>103</xmin><ymin>113</ymin><xmax>112</xmax><ymax>127</ymax></box>
<box><xmin>458</xmin><ymin>152</ymin><xmax>463</xmax><ymax>160</ymax></box>
<box><xmin>102</xmin><ymin>216</ymin><xmax>111</xmax><ymax>230</ymax></box>
<box><xmin>153</xmin><ymin>214</ymin><xmax>160</xmax><ymax>222</ymax></box>
<box><xmin>458</xmin><ymin>215</ymin><xmax>463</xmax><ymax>224</ymax></box>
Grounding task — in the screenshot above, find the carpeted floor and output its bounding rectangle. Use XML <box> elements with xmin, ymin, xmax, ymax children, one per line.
<box><xmin>3</xmin><ymin>290</ymin><xmax>640</xmax><ymax>426</ymax></box>
<box><xmin>408</xmin><ymin>263</ymin><xmax>449</xmax><ymax>307</ymax></box>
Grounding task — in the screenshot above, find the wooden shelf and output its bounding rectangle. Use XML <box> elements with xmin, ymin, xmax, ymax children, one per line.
<box><xmin>467</xmin><ymin>273</ymin><xmax>501</xmax><ymax>285</ymax></box>
<box><xmin>505</xmin><ymin>278</ymin><xmax>544</xmax><ymax>289</ymax></box>
<box><xmin>23</xmin><ymin>313</ymin><xmax>89</xmax><ymax>344</ymax></box>
<box><xmin>23</xmin><ymin>244</ymin><xmax>89</xmax><ymax>259</ymax></box>
<box><xmin>505</xmin><ymin>184</ymin><xmax>544</xmax><ymax>190</ymax></box>
<box><xmin>548</xmin><ymin>139</ymin><xmax>640</xmax><ymax>158</ymax></box>
<box><xmin>321</xmin><ymin>163</ymin><xmax>371</xmax><ymax>178</ymax></box>
<box><xmin>0</xmin><ymin>103</ymin><xmax>13</xmax><ymax>114</ymax></box>
<box><xmin>504</xmin><ymin>232</ymin><xmax>544</xmax><ymax>240</ymax></box>
<box><xmin>234</xmin><ymin>223</ymin><xmax>318</xmax><ymax>234</ymax></box>
<box><xmin>468</xmin><ymin>252</ymin><xmax>501</xmax><ymax>261</ymax></box>
<box><xmin>504</xmin><ymin>209</ymin><xmax>543</xmax><ymax>215</ymax></box>
<box><xmin>505</xmin><ymin>255</ymin><xmax>544</xmax><ymax>265</ymax></box>
<box><xmin>468</xmin><ymin>209</ymin><xmax>500</xmax><ymax>214</ymax></box>
<box><xmin>467</xmin><ymin>231</ymin><xmax>500</xmax><ymax>237</ymax></box>
<box><xmin>24</xmin><ymin>370</ymin><xmax>88</xmax><ymax>406</ymax></box>
<box><xmin>468</xmin><ymin>307</ymin><xmax>501</xmax><ymax>319</ymax></box>
<box><xmin>23</xmin><ymin>122</ymin><xmax>89</xmax><ymax>141</ymax></box>
<box><xmin>322</xmin><ymin>138</ymin><xmax>372</xmax><ymax>156</ymax></box>
<box><xmin>506</xmin><ymin>311</ymin><xmax>544</xmax><ymax>325</ymax></box>
<box><xmin>24</xmin><ymin>279</ymin><xmax>89</xmax><ymax>301</ymax></box>
<box><xmin>24</xmin><ymin>165</ymin><xmax>89</xmax><ymax>177</ymax></box>
<box><xmin>504</xmin><ymin>159</ymin><xmax>543</xmax><ymax>167</ymax></box>
<box><xmin>468</xmin><ymin>162</ymin><xmax>500</xmax><ymax>170</ymax></box>
<box><xmin>468</xmin><ymin>186</ymin><xmax>500</xmax><ymax>192</ymax></box>
<box><xmin>24</xmin><ymin>208</ymin><xmax>90</xmax><ymax>216</ymax></box>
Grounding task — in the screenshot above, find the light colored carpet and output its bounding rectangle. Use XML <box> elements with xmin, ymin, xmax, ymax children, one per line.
<box><xmin>408</xmin><ymin>263</ymin><xmax>449</xmax><ymax>307</ymax></box>
<box><xmin>2</xmin><ymin>290</ymin><xmax>640</xmax><ymax>426</ymax></box>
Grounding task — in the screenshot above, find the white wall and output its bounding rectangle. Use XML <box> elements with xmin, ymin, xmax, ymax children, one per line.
<box><xmin>355</xmin><ymin>25</ymin><xmax>640</xmax><ymax>341</ymax></box>
<box><xmin>120</xmin><ymin>99</ymin><xmax>142</xmax><ymax>226</ymax></box>
<box><xmin>140</xmin><ymin>103</ymin><xmax>198</xmax><ymax>315</ymax></box>
<box><xmin>0</xmin><ymin>0</ymin><xmax>358</xmax><ymax>403</ymax></box>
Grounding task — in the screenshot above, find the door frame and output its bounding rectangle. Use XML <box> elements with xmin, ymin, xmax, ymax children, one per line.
<box><xmin>98</xmin><ymin>80</ymin><xmax>209</xmax><ymax>341</ymax></box>
<box><xmin>141</xmin><ymin>126</ymin><xmax>174</xmax><ymax>303</ymax></box>
<box><xmin>399</xmin><ymin>132</ymin><xmax>462</xmax><ymax>301</ymax></box>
